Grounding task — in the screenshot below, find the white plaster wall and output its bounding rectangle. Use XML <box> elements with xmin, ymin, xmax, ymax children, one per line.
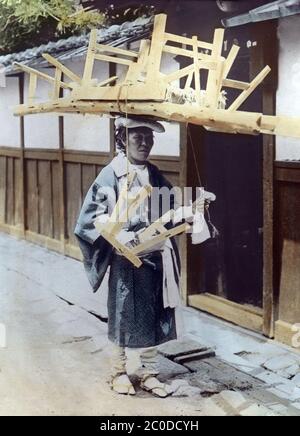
<box><xmin>151</xmin><ymin>53</ymin><xmax>180</xmax><ymax>157</ymax></box>
<box><xmin>277</xmin><ymin>15</ymin><xmax>300</xmax><ymax>160</ymax></box>
<box><xmin>0</xmin><ymin>77</ymin><xmax>21</xmax><ymax>147</ymax></box>
<box><xmin>117</xmin><ymin>43</ymin><xmax>180</xmax><ymax>156</ymax></box>
<box><xmin>63</xmin><ymin>58</ymin><xmax>110</xmax><ymax>151</ymax></box>
<box><xmin>24</xmin><ymin>67</ymin><xmax>59</xmax><ymax>148</ymax></box>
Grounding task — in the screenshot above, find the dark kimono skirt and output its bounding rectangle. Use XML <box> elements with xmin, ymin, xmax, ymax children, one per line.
<box><xmin>107</xmin><ymin>251</ymin><xmax>177</xmax><ymax>348</ymax></box>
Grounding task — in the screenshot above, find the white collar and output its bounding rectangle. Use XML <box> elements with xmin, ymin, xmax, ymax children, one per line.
<box><xmin>110</xmin><ymin>153</ymin><xmax>148</xmax><ymax>178</ymax></box>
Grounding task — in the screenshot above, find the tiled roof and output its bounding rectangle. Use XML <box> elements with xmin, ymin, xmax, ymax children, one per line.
<box><xmin>223</xmin><ymin>0</ymin><xmax>300</xmax><ymax>27</ymax></box>
<box><xmin>0</xmin><ymin>16</ymin><xmax>153</xmax><ymax>74</ymax></box>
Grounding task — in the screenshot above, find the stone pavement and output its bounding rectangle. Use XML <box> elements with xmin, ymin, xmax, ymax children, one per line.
<box><xmin>0</xmin><ymin>232</ymin><xmax>300</xmax><ymax>416</ymax></box>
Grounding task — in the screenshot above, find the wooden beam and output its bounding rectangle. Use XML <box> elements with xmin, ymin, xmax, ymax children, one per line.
<box><xmin>165</xmin><ymin>61</ymin><xmax>216</xmax><ymax>85</ymax></box>
<box><xmin>164</xmin><ymin>32</ymin><xmax>213</xmax><ymax>51</ymax></box>
<box><xmin>53</xmin><ymin>68</ymin><xmax>62</xmax><ymax>100</ymax></box>
<box><xmin>94</xmin><ymin>54</ymin><xmax>133</xmax><ymax>67</ymax></box>
<box><xmin>95</xmin><ymin>43</ymin><xmax>138</xmax><ymax>58</ymax></box>
<box><xmin>14</xmin><ymin>62</ymin><xmax>73</xmax><ymax>90</ymax></box>
<box><xmin>189</xmin><ymin>293</ymin><xmax>263</xmax><ymax>332</ymax></box>
<box><xmin>42</xmin><ymin>53</ymin><xmax>82</xmax><ymax>84</ymax></box>
<box><xmin>99</xmin><ymin>228</ymin><xmax>142</xmax><ymax>268</ymax></box>
<box><xmin>192</xmin><ymin>36</ymin><xmax>201</xmax><ymax>104</ymax></box>
<box><xmin>125</xmin><ymin>39</ymin><xmax>150</xmax><ymax>83</ymax></box>
<box><xmin>185</xmin><ymin>70</ymin><xmax>194</xmax><ymax>90</ymax></box>
<box><xmin>222</xmin><ymin>78</ymin><xmax>249</xmax><ymax>90</ymax></box>
<box><xmin>97</xmin><ymin>76</ymin><xmax>118</xmax><ymax>87</ymax></box>
<box><xmin>205</xmin><ymin>28</ymin><xmax>225</xmax><ymax>108</ymax></box>
<box><xmin>82</xmin><ymin>29</ymin><xmax>97</xmax><ymax>85</ymax></box>
<box><xmin>229</xmin><ymin>66</ymin><xmax>271</xmax><ymax>111</ymax></box>
<box><xmin>28</xmin><ymin>73</ymin><xmax>37</xmax><ymax>105</ymax></box>
<box><xmin>131</xmin><ymin>222</ymin><xmax>190</xmax><ymax>255</ymax></box>
<box><xmin>162</xmin><ymin>44</ymin><xmax>218</xmax><ymax>62</ymax></box>
<box><xmin>146</xmin><ymin>14</ymin><xmax>167</xmax><ymax>80</ymax></box>
<box><xmin>223</xmin><ymin>44</ymin><xmax>240</xmax><ymax>79</ymax></box>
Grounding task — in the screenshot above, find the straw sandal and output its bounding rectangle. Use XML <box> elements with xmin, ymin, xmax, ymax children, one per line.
<box><xmin>110</xmin><ymin>373</ymin><xmax>136</xmax><ymax>396</ymax></box>
<box><xmin>140</xmin><ymin>376</ymin><xmax>173</xmax><ymax>398</ymax></box>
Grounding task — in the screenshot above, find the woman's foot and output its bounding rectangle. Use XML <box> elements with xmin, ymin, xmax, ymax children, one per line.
<box><xmin>110</xmin><ymin>373</ymin><xmax>136</xmax><ymax>396</ymax></box>
<box><xmin>140</xmin><ymin>376</ymin><xmax>173</xmax><ymax>398</ymax></box>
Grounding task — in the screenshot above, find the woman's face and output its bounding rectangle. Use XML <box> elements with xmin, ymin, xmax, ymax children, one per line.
<box><xmin>127</xmin><ymin>127</ymin><xmax>154</xmax><ymax>164</ymax></box>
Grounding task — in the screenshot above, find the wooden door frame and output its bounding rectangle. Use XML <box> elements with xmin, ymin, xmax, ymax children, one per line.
<box><xmin>183</xmin><ymin>20</ymin><xmax>278</xmax><ymax>337</ymax></box>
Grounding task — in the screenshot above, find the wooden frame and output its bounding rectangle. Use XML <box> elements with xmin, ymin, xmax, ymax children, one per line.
<box><xmin>189</xmin><ymin>293</ymin><xmax>263</xmax><ymax>333</ymax></box>
<box><xmin>13</xmin><ymin>14</ymin><xmax>300</xmax><ymax>139</ymax></box>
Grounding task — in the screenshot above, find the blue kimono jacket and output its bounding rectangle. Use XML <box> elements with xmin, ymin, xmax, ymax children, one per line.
<box><xmin>74</xmin><ymin>155</ymin><xmax>180</xmax><ymax>347</ymax></box>
<box><xmin>74</xmin><ymin>154</ymin><xmax>180</xmax><ymax>294</ymax></box>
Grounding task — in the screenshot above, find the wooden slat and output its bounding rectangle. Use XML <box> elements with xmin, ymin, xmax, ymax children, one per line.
<box><xmin>147</xmin><ymin>14</ymin><xmax>167</xmax><ymax>80</ymax></box>
<box><xmin>165</xmin><ymin>61</ymin><xmax>217</xmax><ymax>84</ymax></box>
<box><xmin>53</xmin><ymin>68</ymin><xmax>62</xmax><ymax>100</ymax></box>
<box><xmin>163</xmin><ymin>44</ymin><xmax>220</xmax><ymax>63</ymax></box>
<box><xmin>42</xmin><ymin>53</ymin><xmax>82</xmax><ymax>84</ymax></box>
<box><xmin>25</xmin><ymin>230</ymin><xmax>62</xmax><ymax>254</ymax></box>
<box><xmin>205</xmin><ymin>29</ymin><xmax>225</xmax><ymax>108</ymax></box>
<box><xmin>222</xmin><ymin>78</ymin><xmax>249</xmax><ymax>90</ymax></box>
<box><xmin>132</xmin><ymin>222</ymin><xmax>190</xmax><ymax>255</ymax></box>
<box><xmin>6</xmin><ymin>157</ymin><xmax>14</xmax><ymax>226</ymax></box>
<box><xmin>165</xmin><ymin>64</ymin><xmax>193</xmax><ymax>84</ymax></box>
<box><xmin>0</xmin><ymin>147</ymin><xmax>21</xmax><ymax>158</ymax></box>
<box><xmin>189</xmin><ymin>293</ymin><xmax>263</xmax><ymax>332</ymax></box>
<box><xmin>0</xmin><ymin>157</ymin><xmax>7</xmax><ymax>223</ymax></box>
<box><xmin>66</xmin><ymin>162</ymin><xmax>82</xmax><ymax>245</ymax></box>
<box><xmin>125</xmin><ymin>39</ymin><xmax>150</xmax><ymax>83</ymax></box>
<box><xmin>0</xmin><ymin>222</ymin><xmax>24</xmax><ymax>238</ymax></box>
<box><xmin>14</xmin><ymin>158</ymin><xmax>23</xmax><ymax>226</ymax></box>
<box><xmin>51</xmin><ymin>161</ymin><xmax>61</xmax><ymax>241</ymax></box>
<box><xmin>192</xmin><ymin>36</ymin><xmax>201</xmax><ymax>104</ymax></box>
<box><xmin>14</xmin><ymin>62</ymin><xmax>73</xmax><ymax>90</ymax></box>
<box><xmin>94</xmin><ymin>54</ymin><xmax>133</xmax><ymax>66</ymax></box>
<box><xmin>95</xmin><ymin>43</ymin><xmax>138</xmax><ymax>58</ymax></box>
<box><xmin>279</xmin><ymin>239</ymin><xmax>300</xmax><ymax>325</ymax></box>
<box><xmin>149</xmin><ymin>158</ymin><xmax>180</xmax><ymax>173</ymax></box>
<box><xmin>81</xmin><ymin>164</ymin><xmax>96</xmax><ymax>198</ymax></box>
<box><xmin>38</xmin><ymin>160</ymin><xmax>53</xmax><ymax>238</ymax></box>
<box><xmin>229</xmin><ymin>66</ymin><xmax>271</xmax><ymax>111</ymax></box>
<box><xmin>97</xmin><ymin>76</ymin><xmax>118</xmax><ymax>87</ymax></box>
<box><xmin>185</xmin><ymin>70</ymin><xmax>194</xmax><ymax>90</ymax></box>
<box><xmin>275</xmin><ymin>161</ymin><xmax>300</xmax><ymax>169</ymax></box>
<box><xmin>82</xmin><ymin>29</ymin><xmax>97</xmax><ymax>85</ymax></box>
<box><xmin>276</xmin><ymin>167</ymin><xmax>300</xmax><ymax>183</ymax></box>
<box><xmin>223</xmin><ymin>44</ymin><xmax>240</xmax><ymax>79</ymax></box>
<box><xmin>164</xmin><ymin>32</ymin><xmax>213</xmax><ymax>51</ymax></box>
<box><xmin>63</xmin><ymin>150</ymin><xmax>109</xmax><ymax>165</ymax></box>
<box><xmin>24</xmin><ymin>150</ymin><xmax>59</xmax><ymax>161</ymax></box>
<box><xmin>28</xmin><ymin>73</ymin><xmax>37</xmax><ymax>105</ymax></box>
<box><xmin>26</xmin><ymin>160</ymin><xmax>39</xmax><ymax>233</ymax></box>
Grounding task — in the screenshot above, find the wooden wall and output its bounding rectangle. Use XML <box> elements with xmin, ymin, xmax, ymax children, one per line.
<box><xmin>274</xmin><ymin>162</ymin><xmax>300</xmax><ymax>346</ymax></box>
<box><xmin>0</xmin><ymin>146</ymin><xmax>180</xmax><ymax>259</ymax></box>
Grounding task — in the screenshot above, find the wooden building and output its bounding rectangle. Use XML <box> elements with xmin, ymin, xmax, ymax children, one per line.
<box><xmin>0</xmin><ymin>1</ymin><xmax>299</xmax><ymax>347</ymax></box>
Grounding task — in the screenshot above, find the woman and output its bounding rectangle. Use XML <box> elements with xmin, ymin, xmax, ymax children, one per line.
<box><xmin>74</xmin><ymin>116</ymin><xmax>207</xmax><ymax>397</ymax></box>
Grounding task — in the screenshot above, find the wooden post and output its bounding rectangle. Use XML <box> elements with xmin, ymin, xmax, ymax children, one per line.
<box><xmin>205</xmin><ymin>29</ymin><xmax>224</xmax><ymax>108</ymax></box>
<box><xmin>82</xmin><ymin>29</ymin><xmax>97</xmax><ymax>85</ymax></box>
<box><xmin>58</xmin><ymin>73</ymin><xmax>66</xmax><ymax>253</ymax></box>
<box><xmin>192</xmin><ymin>36</ymin><xmax>201</xmax><ymax>104</ymax></box>
<box><xmin>251</xmin><ymin>21</ymin><xmax>278</xmax><ymax>338</ymax></box>
<box><xmin>146</xmin><ymin>14</ymin><xmax>167</xmax><ymax>83</ymax></box>
<box><xmin>28</xmin><ymin>73</ymin><xmax>37</xmax><ymax>105</ymax></box>
<box><xmin>19</xmin><ymin>72</ymin><xmax>26</xmax><ymax>236</ymax></box>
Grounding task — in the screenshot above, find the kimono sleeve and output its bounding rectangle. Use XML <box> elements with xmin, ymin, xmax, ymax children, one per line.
<box><xmin>74</xmin><ymin>165</ymin><xmax>116</xmax><ymax>244</ymax></box>
<box><xmin>73</xmin><ymin>165</ymin><xmax>117</xmax><ymax>293</ymax></box>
